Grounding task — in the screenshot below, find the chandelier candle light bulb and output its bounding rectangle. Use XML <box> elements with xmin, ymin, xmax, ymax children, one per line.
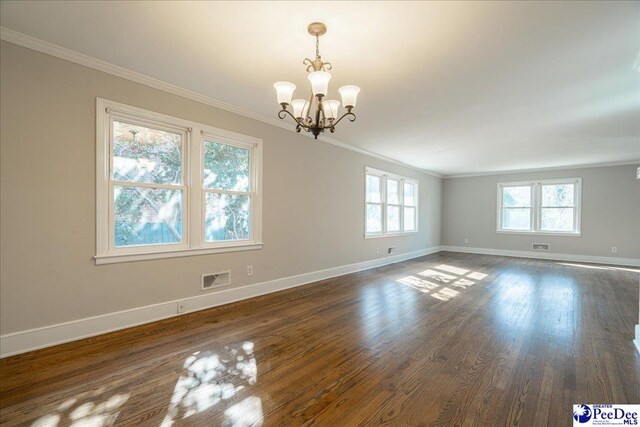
<box><xmin>274</xmin><ymin>22</ymin><xmax>360</xmax><ymax>139</ymax></box>
<box><xmin>274</xmin><ymin>81</ymin><xmax>296</xmax><ymax>106</ymax></box>
<box><xmin>308</xmin><ymin>71</ymin><xmax>332</xmax><ymax>97</ymax></box>
<box><xmin>291</xmin><ymin>99</ymin><xmax>309</xmax><ymax>119</ymax></box>
<box><xmin>338</xmin><ymin>85</ymin><xmax>360</xmax><ymax>109</ymax></box>
<box><xmin>322</xmin><ymin>100</ymin><xmax>340</xmax><ymax>120</ymax></box>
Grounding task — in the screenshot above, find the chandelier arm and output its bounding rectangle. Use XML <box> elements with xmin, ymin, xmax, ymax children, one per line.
<box><xmin>330</xmin><ymin>111</ymin><xmax>357</xmax><ymax>127</ymax></box>
<box><xmin>278</xmin><ymin>109</ymin><xmax>310</xmax><ymax>130</ymax></box>
<box><xmin>303</xmin><ymin>58</ymin><xmax>314</xmax><ymax>73</ymax></box>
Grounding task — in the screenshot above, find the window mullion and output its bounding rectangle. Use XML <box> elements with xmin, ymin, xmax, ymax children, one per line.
<box><xmin>189</xmin><ymin>126</ymin><xmax>202</xmax><ymax>249</ymax></box>
<box><xmin>533</xmin><ymin>183</ymin><xmax>539</xmax><ymax>232</ymax></box>
<box><xmin>202</xmin><ymin>188</ymin><xmax>251</xmax><ymax>196</ymax></box>
<box><xmin>382</xmin><ymin>175</ymin><xmax>387</xmax><ymax>235</ymax></box>
<box><xmin>111</xmin><ymin>180</ymin><xmax>185</xmax><ymax>191</ymax></box>
<box><xmin>399</xmin><ymin>179</ymin><xmax>404</xmax><ymax>231</ymax></box>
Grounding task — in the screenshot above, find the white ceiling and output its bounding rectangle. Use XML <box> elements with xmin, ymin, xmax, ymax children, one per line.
<box><xmin>1</xmin><ymin>1</ymin><xmax>638</xmax><ymax>175</ymax></box>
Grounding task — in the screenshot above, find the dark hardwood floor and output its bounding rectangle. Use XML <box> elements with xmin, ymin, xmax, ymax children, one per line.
<box><xmin>1</xmin><ymin>252</ymin><xmax>639</xmax><ymax>426</ymax></box>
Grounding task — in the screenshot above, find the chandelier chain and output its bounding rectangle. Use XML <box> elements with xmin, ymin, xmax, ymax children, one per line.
<box><xmin>316</xmin><ymin>35</ymin><xmax>320</xmax><ymax>59</ymax></box>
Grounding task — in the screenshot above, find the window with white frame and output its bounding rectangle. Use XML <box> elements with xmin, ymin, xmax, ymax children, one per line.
<box><xmin>202</xmin><ymin>138</ymin><xmax>253</xmax><ymax>242</ymax></box>
<box><xmin>497</xmin><ymin>178</ymin><xmax>581</xmax><ymax>235</ymax></box>
<box><xmin>365</xmin><ymin>167</ymin><xmax>418</xmax><ymax>236</ymax></box>
<box><xmin>96</xmin><ymin>99</ymin><xmax>262</xmax><ymax>264</ymax></box>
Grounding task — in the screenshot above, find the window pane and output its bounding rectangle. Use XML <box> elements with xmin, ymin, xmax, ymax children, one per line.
<box><xmin>205</xmin><ymin>193</ymin><xmax>251</xmax><ymax>241</ymax></box>
<box><xmin>387</xmin><ymin>205</ymin><xmax>400</xmax><ymax>231</ymax></box>
<box><xmin>501</xmin><ymin>208</ymin><xmax>531</xmax><ymax>230</ymax></box>
<box><xmin>366</xmin><ymin>175</ymin><xmax>381</xmax><ymax>203</ymax></box>
<box><xmin>502</xmin><ymin>186</ymin><xmax>531</xmax><ymax>208</ymax></box>
<box><xmin>541</xmin><ymin>208</ymin><xmax>575</xmax><ymax>232</ymax></box>
<box><xmin>366</xmin><ymin>203</ymin><xmax>382</xmax><ymax>233</ymax></box>
<box><xmin>112</xmin><ymin>121</ymin><xmax>182</xmax><ymax>185</ymax></box>
<box><xmin>404</xmin><ymin>207</ymin><xmax>416</xmax><ymax>231</ymax></box>
<box><xmin>114</xmin><ymin>186</ymin><xmax>183</xmax><ymax>246</ymax></box>
<box><xmin>387</xmin><ymin>179</ymin><xmax>400</xmax><ymax>205</ymax></box>
<box><xmin>203</xmin><ymin>141</ymin><xmax>250</xmax><ymax>191</ymax></box>
<box><xmin>404</xmin><ymin>182</ymin><xmax>416</xmax><ymax>206</ymax></box>
<box><xmin>542</xmin><ymin>184</ymin><xmax>574</xmax><ymax>207</ymax></box>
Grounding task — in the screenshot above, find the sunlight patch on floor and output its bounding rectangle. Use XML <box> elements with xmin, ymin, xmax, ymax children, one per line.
<box><xmin>397</xmin><ymin>276</ymin><xmax>440</xmax><ymax>293</ymax></box>
<box><xmin>223</xmin><ymin>396</ymin><xmax>264</xmax><ymax>427</ymax></box>
<box><xmin>160</xmin><ymin>342</ymin><xmax>257</xmax><ymax>427</ymax></box>
<box><xmin>418</xmin><ymin>269</ymin><xmax>457</xmax><ymax>283</ymax></box>
<box><xmin>31</xmin><ymin>391</ymin><xmax>130</xmax><ymax>427</ymax></box>
<box><xmin>467</xmin><ymin>271</ymin><xmax>488</xmax><ymax>280</ymax></box>
<box><xmin>431</xmin><ymin>287</ymin><xmax>460</xmax><ymax>301</ymax></box>
<box><xmin>434</xmin><ymin>264</ymin><xmax>469</xmax><ymax>276</ymax></box>
<box><xmin>452</xmin><ymin>278</ymin><xmax>475</xmax><ymax>289</ymax></box>
<box><xmin>397</xmin><ymin>264</ymin><xmax>488</xmax><ymax>302</ymax></box>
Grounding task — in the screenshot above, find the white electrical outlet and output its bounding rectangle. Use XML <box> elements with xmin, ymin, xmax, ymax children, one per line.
<box><xmin>177</xmin><ymin>300</ymin><xmax>186</xmax><ymax>314</ymax></box>
<box><xmin>464</xmin><ymin>238</ymin><xmax>469</xmax><ymax>245</ymax></box>
<box><xmin>376</xmin><ymin>247</ymin><xmax>380</xmax><ymax>255</ymax></box>
<box><xmin>247</xmin><ymin>265</ymin><xmax>253</xmax><ymax>276</ymax></box>
<box><xmin>612</xmin><ymin>247</ymin><xmax>617</xmax><ymax>254</ymax></box>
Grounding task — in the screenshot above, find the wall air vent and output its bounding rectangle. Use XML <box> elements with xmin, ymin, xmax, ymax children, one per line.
<box><xmin>532</xmin><ymin>243</ymin><xmax>550</xmax><ymax>251</ymax></box>
<box><xmin>201</xmin><ymin>271</ymin><xmax>231</xmax><ymax>290</ymax></box>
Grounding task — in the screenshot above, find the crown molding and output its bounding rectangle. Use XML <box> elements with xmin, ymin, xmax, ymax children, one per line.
<box><xmin>0</xmin><ymin>26</ymin><xmax>441</xmax><ymax>178</ymax></box>
<box><xmin>444</xmin><ymin>160</ymin><xmax>640</xmax><ymax>179</ymax></box>
<box><xmin>5</xmin><ymin>27</ymin><xmax>632</xmax><ymax>181</ymax></box>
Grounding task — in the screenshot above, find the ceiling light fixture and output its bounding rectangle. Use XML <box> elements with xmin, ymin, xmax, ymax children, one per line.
<box><xmin>274</xmin><ymin>22</ymin><xmax>360</xmax><ymax>139</ymax></box>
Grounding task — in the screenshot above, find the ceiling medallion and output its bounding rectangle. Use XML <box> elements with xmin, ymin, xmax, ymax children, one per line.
<box><xmin>274</xmin><ymin>22</ymin><xmax>360</xmax><ymax>139</ymax></box>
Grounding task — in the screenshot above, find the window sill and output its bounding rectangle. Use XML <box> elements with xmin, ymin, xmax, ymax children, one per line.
<box><xmin>95</xmin><ymin>242</ymin><xmax>264</xmax><ymax>265</ymax></box>
<box><xmin>496</xmin><ymin>230</ymin><xmax>581</xmax><ymax>237</ymax></box>
<box><xmin>365</xmin><ymin>231</ymin><xmax>419</xmax><ymax>239</ymax></box>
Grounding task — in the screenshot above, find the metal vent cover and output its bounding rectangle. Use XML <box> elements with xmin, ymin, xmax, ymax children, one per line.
<box><xmin>532</xmin><ymin>243</ymin><xmax>550</xmax><ymax>251</ymax></box>
<box><xmin>201</xmin><ymin>271</ymin><xmax>231</xmax><ymax>290</ymax></box>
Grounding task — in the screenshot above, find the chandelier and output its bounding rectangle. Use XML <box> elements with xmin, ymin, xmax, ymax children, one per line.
<box><xmin>274</xmin><ymin>22</ymin><xmax>360</xmax><ymax>139</ymax></box>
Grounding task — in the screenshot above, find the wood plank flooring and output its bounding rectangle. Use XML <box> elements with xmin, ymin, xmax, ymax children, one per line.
<box><xmin>1</xmin><ymin>252</ymin><xmax>639</xmax><ymax>426</ymax></box>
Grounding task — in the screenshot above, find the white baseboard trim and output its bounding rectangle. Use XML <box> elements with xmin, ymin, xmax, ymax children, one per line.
<box><xmin>441</xmin><ymin>246</ymin><xmax>640</xmax><ymax>267</ymax></box>
<box><xmin>0</xmin><ymin>246</ymin><xmax>441</xmax><ymax>358</ymax></box>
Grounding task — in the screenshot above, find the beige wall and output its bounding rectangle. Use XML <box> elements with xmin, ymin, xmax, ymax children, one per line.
<box><xmin>442</xmin><ymin>164</ymin><xmax>640</xmax><ymax>259</ymax></box>
<box><xmin>0</xmin><ymin>42</ymin><xmax>442</xmax><ymax>335</ymax></box>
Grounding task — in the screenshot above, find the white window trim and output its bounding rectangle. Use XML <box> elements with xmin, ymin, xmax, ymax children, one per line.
<box><xmin>364</xmin><ymin>167</ymin><xmax>419</xmax><ymax>238</ymax></box>
<box><xmin>199</xmin><ymin>132</ymin><xmax>262</xmax><ymax>248</ymax></box>
<box><xmin>95</xmin><ymin>98</ymin><xmax>263</xmax><ymax>264</ymax></box>
<box><xmin>496</xmin><ymin>178</ymin><xmax>582</xmax><ymax>236</ymax></box>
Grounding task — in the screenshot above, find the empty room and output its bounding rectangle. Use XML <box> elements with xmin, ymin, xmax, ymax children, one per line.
<box><xmin>1</xmin><ymin>1</ymin><xmax>639</xmax><ymax>426</ymax></box>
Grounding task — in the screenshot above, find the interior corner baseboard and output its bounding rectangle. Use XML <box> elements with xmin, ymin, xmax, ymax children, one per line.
<box><xmin>441</xmin><ymin>246</ymin><xmax>640</xmax><ymax>267</ymax></box>
<box><xmin>0</xmin><ymin>246</ymin><xmax>441</xmax><ymax>358</ymax></box>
